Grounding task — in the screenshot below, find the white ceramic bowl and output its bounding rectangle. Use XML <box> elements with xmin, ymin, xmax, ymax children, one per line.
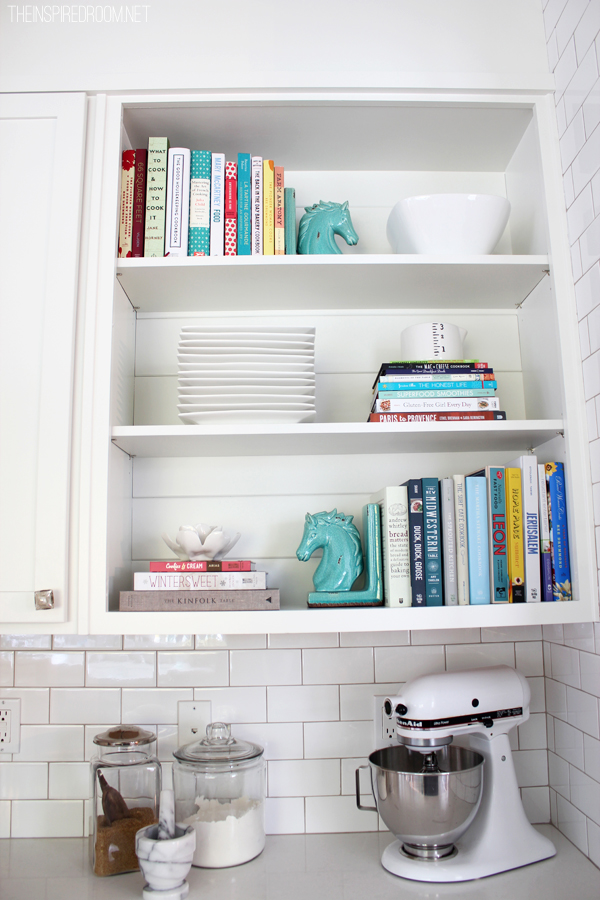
<box><xmin>386</xmin><ymin>193</ymin><xmax>511</xmax><ymax>255</ymax></box>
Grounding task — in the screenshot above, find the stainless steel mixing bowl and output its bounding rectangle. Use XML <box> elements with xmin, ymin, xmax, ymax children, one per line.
<box><xmin>356</xmin><ymin>745</ymin><xmax>484</xmax><ymax>859</ymax></box>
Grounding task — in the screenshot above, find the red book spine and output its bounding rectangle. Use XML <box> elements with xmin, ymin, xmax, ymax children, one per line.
<box><xmin>224</xmin><ymin>161</ymin><xmax>237</xmax><ymax>256</ymax></box>
<box><xmin>149</xmin><ymin>560</ymin><xmax>255</xmax><ymax>572</ymax></box>
<box><xmin>369</xmin><ymin>411</ymin><xmax>506</xmax><ymax>423</ymax></box>
<box><xmin>118</xmin><ymin>149</ymin><xmax>136</xmax><ymax>258</ymax></box>
<box><xmin>132</xmin><ymin>149</ymin><xmax>147</xmax><ymax>257</ymax></box>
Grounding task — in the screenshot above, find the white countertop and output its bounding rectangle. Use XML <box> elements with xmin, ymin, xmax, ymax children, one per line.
<box><xmin>1</xmin><ymin>827</ymin><xmax>599</xmax><ymax>900</ymax></box>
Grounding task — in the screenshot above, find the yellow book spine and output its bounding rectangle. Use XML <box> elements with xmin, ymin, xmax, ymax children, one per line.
<box><xmin>505</xmin><ymin>467</ymin><xmax>525</xmax><ymax>603</ymax></box>
<box><xmin>263</xmin><ymin>160</ymin><xmax>274</xmax><ymax>255</ymax></box>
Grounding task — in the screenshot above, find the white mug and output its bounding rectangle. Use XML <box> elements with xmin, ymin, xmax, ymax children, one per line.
<box><xmin>400</xmin><ymin>322</ymin><xmax>467</xmax><ymax>360</ymax></box>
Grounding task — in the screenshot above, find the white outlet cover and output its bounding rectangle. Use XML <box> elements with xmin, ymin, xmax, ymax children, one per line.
<box><xmin>373</xmin><ymin>694</ymin><xmax>395</xmax><ymax>749</ymax></box>
<box><xmin>177</xmin><ymin>700</ymin><xmax>212</xmax><ymax>748</ymax></box>
<box><xmin>0</xmin><ymin>698</ymin><xmax>21</xmax><ymax>754</ymax></box>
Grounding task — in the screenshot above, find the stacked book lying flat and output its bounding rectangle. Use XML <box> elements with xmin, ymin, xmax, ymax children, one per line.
<box><xmin>120</xmin><ymin>560</ymin><xmax>280</xmax><ymax>610</ymax></box>
<box><xmin>372</xmin><ymin>459</ymin><xmax>570</xmax><ymax>607</ymax></box>
<box><xmin>369</xmin><ymin>360</ymin><xmax>506</xmax><ymax>423</ymax></box>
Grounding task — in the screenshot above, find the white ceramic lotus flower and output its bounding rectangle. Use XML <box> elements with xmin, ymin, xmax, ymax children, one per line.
<box><xmin>161</xmin><ymin>524</ymin><xmax>241</xmax><ymax>561</ymax></box>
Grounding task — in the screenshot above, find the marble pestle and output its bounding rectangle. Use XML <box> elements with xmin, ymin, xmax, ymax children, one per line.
<box><xmin>157</xmin><ymin>789</ymin><xmax>175</xmax><ymax>840</ymax></box>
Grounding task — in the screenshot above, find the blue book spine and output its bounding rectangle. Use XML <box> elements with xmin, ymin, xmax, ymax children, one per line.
<box><xmin>188</xmin><ymin>150</ymin><xmax>211</xmax><ymax>256</ymax></box>
<box><xmin>466</xmin><ymin>476</ymin><xmax>491</xmax><ymax>604</ymax></box>
<box><xmin>489</xmin><ymin>468</ymin><xmax>509</xmax><ymax>603</ymax></box>
<box><xmin>402</xmin><ymin>479</ymin><xmax>426</xmax><ymax>606</ymax></box>
<box><xmin>538</xmin><ymin>463</ymin><xmax>554</xmax><ymax>601</ymax></box>
<box><xmin>377</xmin><ymin>381</ymin><xmax>497</xmax><ymax>392</ymax></box>
<box><xmin>237</xmin><ymin>153</ymin><xmax>252</xmax><ymax>255</ymax></box>
<box><xmin>546</xmin><ymin>462</ymin><xmax>572</xmax><ymax>601</ymax></box>
<box><xmin>422</xmin><ymin>477</ymin><xmax>443</xmax><ymax>606</ymax></box>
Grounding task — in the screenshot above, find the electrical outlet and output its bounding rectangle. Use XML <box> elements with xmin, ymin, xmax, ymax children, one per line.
<box><xmin>178</xmin><ymin>700</ymin><xmax>211</xmax><ymax>747</ymax></box>
<box><xmin>373</xmin><ymin>694</ymin><xmax>396</xmax><ymax>747</ymax></box>
<box><xmin>0</xmin><ymin>698</ymin><xmax>21</xmax><ymax>754</ymax></box>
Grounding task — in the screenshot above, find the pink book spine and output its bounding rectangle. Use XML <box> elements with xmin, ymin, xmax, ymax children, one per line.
<box><xmin>225</xmin><ymin>161</ymin><xmax>237</xmax><ymax>256</ymax></box>
<box><xmin>149</xmin><ymin>560</ymin><xmax>255</xmax><ymax>572</ymax></box>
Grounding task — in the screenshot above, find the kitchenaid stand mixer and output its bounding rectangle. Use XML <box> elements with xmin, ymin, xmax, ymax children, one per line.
<box><xmin>357</xmin><ymin>666</ymin><xmax>555</xmax><ymax>882</ymax></box>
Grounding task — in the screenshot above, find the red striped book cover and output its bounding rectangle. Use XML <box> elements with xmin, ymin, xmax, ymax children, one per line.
<box><xmin>225</xmin><ymin>161</ymin><xmax>237</xmax><ymax>256</ymax></box>
<box><xmin>118</xmin><ymin>149</ymin><xmax>136</xmax><ymax>258</ymax></box>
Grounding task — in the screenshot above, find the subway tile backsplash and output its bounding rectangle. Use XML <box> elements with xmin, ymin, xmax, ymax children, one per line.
<box><xmin>4</xmin><ymin>627</ymin><xmax>595</xmax><ymax>841</ymax></box>
<box><xmin>544</xmin><ymin>0</ymin><xmax>600</xmax><ymax>866</ymax></box>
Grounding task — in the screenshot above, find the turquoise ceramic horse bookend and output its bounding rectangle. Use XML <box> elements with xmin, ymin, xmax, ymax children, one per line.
<box><xmin>297</xmin><ymin>200</ymin><xmax>359</xmax><ymax>254</ymax></box>
<box><xmin>296</xmin><ymin>505</ymin><xmax>383</xmax><ymax>607</ymax></box>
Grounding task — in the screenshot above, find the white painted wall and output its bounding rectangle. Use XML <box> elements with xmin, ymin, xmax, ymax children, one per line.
<box><xmin>0</xmin><ymin>0</ymin><xmax>552</xmax><ymax>93</ymax></box>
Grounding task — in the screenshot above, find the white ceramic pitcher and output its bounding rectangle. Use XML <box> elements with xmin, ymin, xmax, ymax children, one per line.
<box><xmin>400</xmin><ymin>322</ymin><xmax>467</xmax><ymax>360</ymax></box>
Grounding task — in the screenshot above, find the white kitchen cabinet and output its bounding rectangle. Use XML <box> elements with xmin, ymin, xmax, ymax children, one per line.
<box><xmin>0</xmin><ymin>92</ymin><xmax>86</xmax><ymax>626</ymax></box>
<box><xmin>78</xmin><ymin>90</ymin><xmax>596</xmax><ymax>635</ymax></box>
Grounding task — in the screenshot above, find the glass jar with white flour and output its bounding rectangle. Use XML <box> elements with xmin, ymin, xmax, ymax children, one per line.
<box><xmin>173</xmin><ymin>722</ymin><xmax>265</xmax><ymax>868</ymax></box>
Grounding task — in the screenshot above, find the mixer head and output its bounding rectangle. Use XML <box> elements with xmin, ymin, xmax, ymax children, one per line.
<box><xmin>384</xmin><ymin>665</ymin><xmax>530</xmax><ymax>749</ymax></box>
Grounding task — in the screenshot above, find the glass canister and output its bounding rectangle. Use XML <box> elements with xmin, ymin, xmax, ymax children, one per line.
<box><xmin>91</xmin><ymin>726</ymin><xmax>162</xmax><ymax>876</ymax></box>
<box><xmin>173</xmin><ymin>722</ymin><xmax>265</xmax><ymax>868</ymax></box>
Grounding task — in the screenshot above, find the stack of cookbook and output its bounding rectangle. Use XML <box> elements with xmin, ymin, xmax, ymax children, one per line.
<box><xmin>177</xmin><ymin>325</ymin><xmax>316</xmax><ymax>424</ymax></box>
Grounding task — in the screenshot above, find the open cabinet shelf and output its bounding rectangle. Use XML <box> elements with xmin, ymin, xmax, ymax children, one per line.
<box><xmin>115</xmin><ymin>255</ymin><xmax>550</xmax><ymax>312</ymax></box>
<box><xmin>111</xmin><ymin>420</ymin><xmax>565</xmax><ymax>458</ymax></box>
<box><xmin>75</xmin><ymin>90</ymin><xmax>597</xmax><ymax>635</ymax></box>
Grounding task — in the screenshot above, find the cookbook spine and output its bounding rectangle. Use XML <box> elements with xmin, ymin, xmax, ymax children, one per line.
<box><xmin>538</xmin><ymin>464</ymin><xmax>553</xmax><ymax>602</ymax></box>
<box><xmin>422</xmin><ymin>477</ymin><xmax>443</xmax><ymax>606</ymax></box>
<box><xmin>403</xmin><ymin>479</ymin><xmax>426</xmax><ymax>606</ymax></box>
<box><xmin>118</xmin><ymin>149</ymin><xmax>136</xmax><ymax>258</ymax></box>
<box><xmin>131</xmin><ymin>149</ymin><xmax>147</xmax><ymax>257</ymax></box>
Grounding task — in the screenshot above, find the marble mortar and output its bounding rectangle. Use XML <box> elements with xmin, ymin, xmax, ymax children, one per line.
<box><xmin>135</xmin><ymin>823</ymin><xmax>196</xmax><ymax>896</ymax></box>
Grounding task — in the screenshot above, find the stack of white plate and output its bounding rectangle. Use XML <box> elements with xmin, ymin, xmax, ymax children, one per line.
<box><xmin>177</xmin><ymin>326</ymin><xmax>316</xmax><ymax>424</ymax></box>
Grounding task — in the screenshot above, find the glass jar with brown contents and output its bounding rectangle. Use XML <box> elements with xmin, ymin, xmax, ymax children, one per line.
<box><xmin>91</xmin><ymin>726</ymin><xmax>161</xmax><ymax>876</ymax></box>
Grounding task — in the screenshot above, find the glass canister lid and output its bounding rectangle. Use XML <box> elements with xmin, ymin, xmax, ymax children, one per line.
<box><xmin>174</xmin><ymin>722</ymin><xmax>263</xmax><ymax>766</ymax></box>
<box><xmin>93</xmin><ymin>725</ymin><xmax>157</xmax><ymax>747</ymax></box>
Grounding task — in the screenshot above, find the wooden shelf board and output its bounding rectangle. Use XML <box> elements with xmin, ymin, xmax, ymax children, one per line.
<box><xmin>98</xmin><ymin>598</ymin><xmax>595</xmax><ymax>635</ymax></box>
<box><xmin>115</xmin><ymin>256</ymin><xmax>549</xmax><ymax>313</ymax></box>
<box><xmin>111</xmin><ymin>420</ymin><xmax>564</xmax><ymax>458</ymax></box>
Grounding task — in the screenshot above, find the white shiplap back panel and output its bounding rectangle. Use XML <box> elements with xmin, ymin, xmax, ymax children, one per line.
<box><xmin>132</xmin><ymin>451</ymin><xmax>528</xmax><ymax>499</ymax></box>
<box><xmin>288</xmin><ymin>171</ymin><xmax>508</xmax><ymax>209</ymax></box>
<box><xmin>121</xmin><ymin>104</ymin><xmax>535</xmax><ymax>174</ymax></box>
<box><xmin>135</xmin><ymin>312</ymin><xmax>521</xmax><ymax>376</ymax></box>
<box><xmin>132</xmin><ymin>493</ymin><xmax>373</xmax><ymax>561</ymax></box>
<box><xmin>132</xmin><ymin>370</ymin><xmax>524</xmax><ymax>426</ymax></box>
<box><xmin>286</xmin><ymin>171</ymin><xmax>512</xmax><ymax>256</ymax></box>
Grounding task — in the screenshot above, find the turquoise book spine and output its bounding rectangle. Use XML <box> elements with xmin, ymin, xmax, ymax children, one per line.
<box><xmin>377</xmin><ymin>381</ymin><xmax>497</xmax><ymax>392</ymax></box>
<box><xmin>284</xmin><ymin>187</ymin><xmax>297</xmax><ymax>254</ymax></box>
<box><xmin>237</xmin><ymin>153</ymin><xmax>252</xmax><ymax>255</ymax></box>
<box><xmin>188</xmin><ymin>150</ymin><xmax>211</xmax><ymax>256</ymax></box>
<box><xmin>466</xmin><ymin>476</ymin><xmax>491</xmax><ymax>604</ymax></box>
<box><xmin>422</xmin><ymin>477</ymin><xmax>443</xmax><ymax>606</ymax></box>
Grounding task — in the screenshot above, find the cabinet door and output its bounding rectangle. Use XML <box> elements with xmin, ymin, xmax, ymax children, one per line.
<box><xmin>0</xmin><ymin>93</ymin><xmax>86</xmax><ymax>624</ymax></box>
